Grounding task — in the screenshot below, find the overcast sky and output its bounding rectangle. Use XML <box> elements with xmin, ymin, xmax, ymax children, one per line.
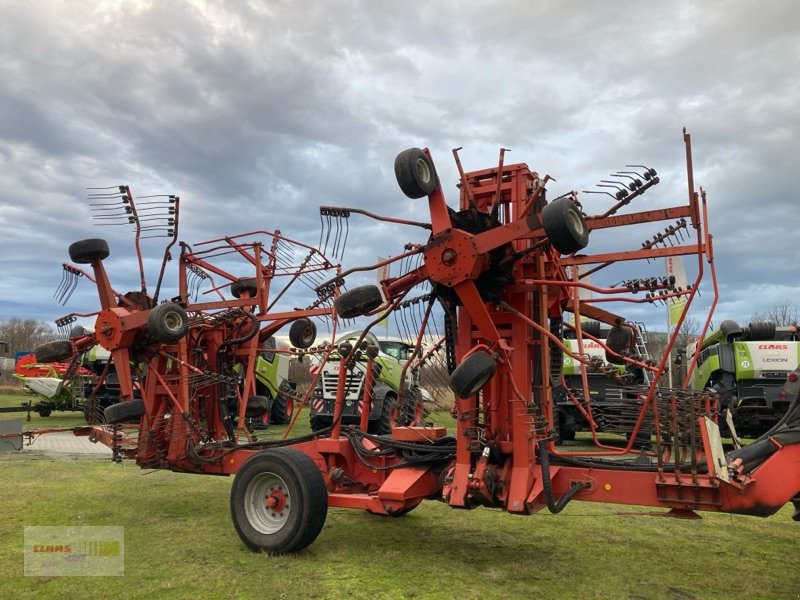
<box><xmin>1</xmin><ymin>0</ymin><xmax>798</xmax><ymax>337</ymax></box>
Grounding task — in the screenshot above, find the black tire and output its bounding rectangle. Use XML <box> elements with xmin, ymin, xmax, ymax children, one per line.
<box><xmin>271</xmin><ymin>387</ymin><xmax>294</xmax><ymax>425</ymax></box>
<box><xmin>449</xmin><ymin>350</ymin><xmax>496</xmax><ymax>398</ymax></box>
<box><xmin>68</xmin><ymin>325</ymin><xmax>87</xmax><ymax>339</ymax></box>
<box><xmin>541</xmin><ymin>197</ymin><xmax>589</xmax><ymax>255</ymax></box>
<box><xmin>394</xmin><ymin>148</ymin><xmax>438</xmax><ymax>199</ymax></box>
<box><xmin>69</xmin><ymin>238</ymin><xmax>110</xmax><ymax>264</ymax></box>
<box><xmin>334</xmin><ymin>285</ymin><xmax>383</xmax><ymax>319</ymax></box>
<box><xmin>245</xmin><ymin>395</ymin><xmax>271</xmax><ymax>418</ymax></box>
<box><xmin>368</xmin><ymin>394</ymin><xmax>396</xmax><ymax>435</ymax></box>
<box><xmin>289</xmin><ymin>318</ymin><xmax>317</xmax><ymax>349</ymax></box>
<box><xmin>309</xmin><ymin>413</ymin><xmax>332</xmax><ymax>432</ymax></box>
<box><xmin>147</xmin><ymin>302</ymin><xmax>189</xmax><ymax>343</ymax></box>
<box><xmin>605</xmin><ymin>326</ymin><xmax>632</xmax><ymax>365</ymax></box>
<box><xmin>555</xmin><ymin>409</ymin><xmax>576</xmax><ymax>444</ymax></box>
<box><xmin>231</xmin><ymin>278</ymin><xmax>258</xmax><ymax>299</ymax></box>
<box><xmin>104</xmin><ymin>399</ymin><xmax>146</xmax><ymax>424</ymax></box>
<box><xmin>230</xmin><ymin>448</ymin><xmax>328</xmax><ymax>553</ymax></box>
<box><xmin>34</xmin><ymin>341</ymin><xmax>74</xmax><ymax>363</ymax></box>
<box><xmin>549</xmin><ymin>318</ymin><xmax>564</xmax><ymax>387</ymax></box>
<box><xmin>37</xmin><ymin>407</ymin><xmax>52</xmax><ymax>418</ymax></box>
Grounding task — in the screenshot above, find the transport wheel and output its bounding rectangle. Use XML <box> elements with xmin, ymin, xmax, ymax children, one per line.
<box><xmin>37</xmin><ymin>407</ymin><xmax>52</xmax><ymax>418</ymax></box>
<box><xmin>230</xmin><ymin>448</ymin><xmax>328</xmax><ymax>553</ymax></box>
<box><xmin>34</xmin><ymin>340</ymin><xmax>74</xmax><ymax>363</ymax></box>
<box><xmin>394</xmin><ymin>148</ymin><xmax>438</xmax><ymax>199</ymax></box>
<box><xmin>231</xmin><ymin>277</ymin><xmax>258</xmax><ymax>299</ymax></box>
<box><xmin>289</xmin><ymin>318</ymin><xmax>317</xmax><ymax>349</ymax></box>
<box><xmin>68</xmin><ymin>238</ymin><xmax>110</xmax><ymax>264</ymax></box>
<box><xmin>270</xmin><ymin>393</ymin><xmax>293</xmax><ymax>425</ymax></box>
<box><xmin>449</xmin><ymin>350</ymin><xmax>497</xmax><ymax>398</ymax></box>
<box><xmin>334</xmin><ymin>285</ymin><xmax>383</xmax><ymax>319</ymax></box>
<box><xmin>541</xmin><ymin>197</ymin><xmax>589</xmax><ymax>254</ymax></box>
<box><xmin>147</xmin><ymin>302</ymin><xmax>189</xmax><ymax>343</ymax></box>
<box><xmin>104</xmin><ymin>399</ymin><xmax>146</xmax><ymax>424</ymax></box>
<box><xmin>605</xmin><ymin>326</ymin><xmax>632</xmax><ymax>364</ymax></box>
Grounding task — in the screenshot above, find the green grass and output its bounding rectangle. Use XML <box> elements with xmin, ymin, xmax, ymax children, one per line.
<box><xmin>1</xmin><ymin>398</ymin><xmax>798</xmax><ymax>599</ymax></box>
<box><xmin>0</xmin><ymin>453</ymin><xmax>797</xmax><ymax>599</ymax></box>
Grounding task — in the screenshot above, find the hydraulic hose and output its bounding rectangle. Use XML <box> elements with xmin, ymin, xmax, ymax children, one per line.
<box><xmin>538</xmin><ymin>439</ymin><xmax>590</xmax><ymax>513</ymax></box>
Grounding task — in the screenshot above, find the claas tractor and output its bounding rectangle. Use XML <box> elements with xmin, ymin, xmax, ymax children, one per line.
<box><xmin>38</xmin><ymin>134</ymin><xmax>800</xmax><ymax>554</ymax></box>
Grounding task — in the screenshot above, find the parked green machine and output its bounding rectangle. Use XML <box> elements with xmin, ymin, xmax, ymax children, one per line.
<box><xmin>308</xmin><ymin>331</ymin><xmax>426</xmax><ymax>435</ymax></box>
<box><xmin>687</xmin><ymin>320</ymin><xmax>799</xmax><ymax>437</ymax></box>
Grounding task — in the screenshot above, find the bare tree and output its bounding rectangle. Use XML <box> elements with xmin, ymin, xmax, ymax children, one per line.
<box><xmin>0</xmin><ymin>318</ymin><xmax>58</xmax><ymax>357</ymax></box>
<box><xmin>749</xmin><ymin>301</ymin><xmax>799</xmax><ymax>327</ymax></box>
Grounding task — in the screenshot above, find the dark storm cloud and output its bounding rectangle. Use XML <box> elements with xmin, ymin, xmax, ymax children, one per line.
<box><xmin>0</xmin><ymin>0</ymin><xmax>798</xmax><ymax>331</ymax></box>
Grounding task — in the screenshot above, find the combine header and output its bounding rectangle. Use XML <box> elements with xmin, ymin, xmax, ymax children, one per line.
<box><xmin>34</xmin><ymin>131</ymin><xmax>800</xmax><ymax>553</ymax></box>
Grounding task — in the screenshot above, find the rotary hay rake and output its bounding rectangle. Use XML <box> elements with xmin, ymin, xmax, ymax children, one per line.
<box><xmin>33</xmin><ymin>131</ymin><xmax>800</xmax><ymax>553</ymax></box>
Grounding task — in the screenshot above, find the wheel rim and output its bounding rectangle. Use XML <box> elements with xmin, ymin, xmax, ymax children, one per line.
<box><xmin>285</xmin><ymin>397</ymin><xmax>294</xmax><ymax>419</ymax></box>
<box><xmin>415</xmin><ymin>157</ymin><xmax>432</xmax><ymax>185</ymax></box>
<box><xmin>163</xmin><ymin>311</ymin><xmax>184</xmax><ymax>333</ymax></box>
<box><xmin>245</xmin><ymin>472</ymin><xmax>291</xmax><ymax>534</ymax></box>
<box><xmin>566</xmin><ymin>208</ymin><xmax>585</xmax><ymax>236</ymax></box>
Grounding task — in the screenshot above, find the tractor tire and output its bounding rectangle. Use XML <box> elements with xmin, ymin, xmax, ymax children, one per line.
<box><xmin>541</xmin><ymin>197</ymin><xmax>589</xmax><ymax>255</ymax></box>
<box><xmin>104</xmin><ymin>399</ymin><xmax>145</xmax><ymax>424</ymax></box>
<box><xmin>231</xmin><ymin>278</ymin><xmax>258</xmax><ymax>299</ymax></box>
<box><xmin>69</xmin><ymin>238</ymin><xmax>110</xmax><ymax>264</ymax></box>
<box><xmin>289</xmin><ymin>318</ymin><xmax>317</xmax><ymax>349</ymax></box>
<box><xmin>270</xmin><ymin>388</ymin><xmax>294</xmax><ymax>425</ymax></box>
<box><xmin>394</xmin><ymin>148</ymin><xmax>438</xmax><ymax>199</ymax></box>
<box><xmin>230</xmin><ymin>448</ymin><xmax>328</xmax><ymax>553</ymax></box>
<box><xmin>34</xmin><ymin>340</ymin><xmax>74</xmax><ymax>363</ymax></box>
<box><xmin>334</xmin><ymin>285</ymin><xmax>383</xmax><ymax>319</ymax></box>
<box><xmin>605</xmin><ymin>326</ymin><xmax>632</xmax><ymax>365</ymax></box>
<box><xmin>368</xmin><ymin>394</ymin><xmax>396</xmax><ymax>435</ymax></box>
<box><xmin>309</xmin><ymin>413</ymin><xmax>332</xmax><ymax>433</ymax></box>
<box><xmin>147</xmin><ymin>302</ymin><xmax>189</xmax><ymax>343</ymax></box>
<box><xmin>556</xmin><ymin>410</ymin><xmax>577</xmax><ymax>443</ymax></box>
<box><xmin>449</xmin><ymin>350</ymin><xmax>496</xmax><ymax>398</ymax></box>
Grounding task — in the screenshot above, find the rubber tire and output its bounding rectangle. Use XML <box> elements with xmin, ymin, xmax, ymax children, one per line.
<box><xmin>148</xmin><ymin>302</ymin><xmax>189</xmax><ymax>343</ymax></box>
<box><xmin>37</xmin><ymin>407</ymin><xmax>52</xmax><ymax>418</ymax></box>
<box><xmin>309</xmin><ymin>413</ymin><xmax>332</xmax><ymax>432</ymax></box>
<box><xmin>104</xmin><ymin>399</ymin><xmax>146</xmax><ymax>424</ymax></box>
<box><xmin>68</xmin><ymin>325</ymin><xmax>87</xmax><ymax>339</ymax></box>
<box><xmin>394</xmin><ymin>148</ymin><xmax>438</xmax><ymax>199</ymax></box>
<box><xmin>289</xmin><ymin>318</ymin><xmax>317</xmax><ymax>349</ymax></box>
<box><xmin>270</xmin><ymin>390</ymin><xmax>294</xmax><ymax>425</ymax></box>
<box><xmin>231</xmin><ymin>278</ymin><xmax>258</xmax><ymax>299</ymax></box>
<box><xmin>334</xmin><ymin>285</ymin><xmax>383</xmax><ymax>319</ymax></box>
<box><xmin>68</xmin><ymin>238</ymin><xmax>110</xmax><ymax>264</ymax></box>
<box><xmin>245</xmin><ymin>395</ymin><xmax>271</xmax><ymax>418</ymax></box>
<box><xmin>449</xmin><ymin>350</ymin><xmax>497</xmax><ymax>398</ymax></box>
<box><xmin>34</xmin><ymin>341</ymin><xmax>74</xmax><ymax>363</ymax></box>
<box><xmin>368</xmin><ymin>395</ymin><xmax>396</xmax><ymax>435</ymax></box>
<box><xmin>605</xmin><ymin>326</ymin><xmax>632</xmax><ymax>365</ymax></box>
<box><xmin>230</xmin><ymin>448</ymin><xmax>328</xmax><ymax>554</ymax></box>
<box><xmin>541</xmin><ymin>197</ymin><xmax>589</xmax><ymax>255</ymax></box>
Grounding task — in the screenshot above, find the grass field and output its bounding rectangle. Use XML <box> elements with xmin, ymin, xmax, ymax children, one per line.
<box><xmin>1</xmin><ymin>392</ymin><xmax>798</xmax><ymax>599</ymax></box>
